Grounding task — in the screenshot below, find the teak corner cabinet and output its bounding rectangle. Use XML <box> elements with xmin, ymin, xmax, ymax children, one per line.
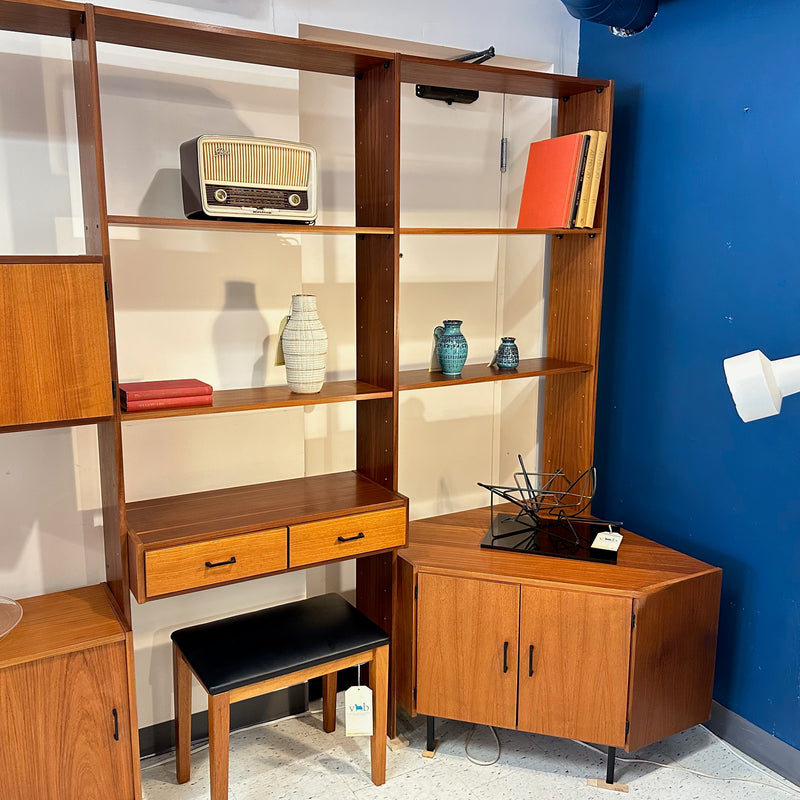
<box><xmin>0</xmin><ymin>1</ymin><xmax>720</xmax><ymax>796</ymax></box>
<box><xmin>395</xmin><ymin>510</ymin><xmax>722</xmax><ymax>756</ymax></box>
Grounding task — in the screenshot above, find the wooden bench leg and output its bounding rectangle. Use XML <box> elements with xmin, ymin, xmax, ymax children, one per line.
<box><xmin>208</xmin><ymin>693</ymin><xmax>231</xmax><ymax>800</ymax></box>
<box><xmin>368</xmin><ymin>644</ymin><xmax>389</xmax><ymax>786</ymax></box>
<box><xmin>322</xmin><ymin>671</ymin><xmax>337</xmax><ymax>733</ymax></box>
<box><xmin>173</xmin><ymin>643</ymin><xmax>192</xmax><ymax>784</ymax></box>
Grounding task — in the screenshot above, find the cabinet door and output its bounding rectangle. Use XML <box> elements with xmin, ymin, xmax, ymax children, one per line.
<box><xmin>416</xmin><ymin>573</ymin><xmax>519</xmax><ymax>729</ymax></box>
<box><xmin>517</xmin><ymin>586</ymin><xmax>631</xmax><ymax>747</ymax></box>
<box><xmin>0</xmin><ymin>643</ymin><xmax>135</xmax><ymax>800</ymax></box>
<box><xmin>0</xmin><ymin>262</ymin><xmax>112</xmax><ymax>428</ymax></box>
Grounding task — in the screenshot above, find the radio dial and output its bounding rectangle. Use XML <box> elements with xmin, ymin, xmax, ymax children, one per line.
<box><xmin>288</xmin><ymin>193</ymin><xmax>301</xmax><ymax>207</ymax></box>
<box><xmin>214</xmin><ymin>189</ymin><xmax>228</xmax><ymax>203</ymax></box>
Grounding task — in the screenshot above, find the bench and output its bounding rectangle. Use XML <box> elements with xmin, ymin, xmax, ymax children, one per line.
<box><xmin>171</xmin><ymin>593</ymin><xmax>390</xmax><ymax>800</ymax></box>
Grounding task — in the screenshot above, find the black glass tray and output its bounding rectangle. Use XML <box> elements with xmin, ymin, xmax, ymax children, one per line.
<box><xmin>480</xmin><ymin>513</ymin><xmax>620</xmax><ymax>564</ymax></box>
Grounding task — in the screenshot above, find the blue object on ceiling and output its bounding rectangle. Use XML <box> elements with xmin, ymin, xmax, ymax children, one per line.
<box><xmin>560</xmin><ymin>0</ymin><xmax>658</xmax><ymax>35</ymax></box>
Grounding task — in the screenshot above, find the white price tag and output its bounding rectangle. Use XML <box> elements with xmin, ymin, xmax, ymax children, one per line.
<box><xmin>344</xmin><ymin>685</ymin><xmax>373</xmax><ymax>737</ymax></box>
<box><xmin>274</xmin><ymin>315</ymin><xmax>290</xmax><ymax>366</ymax></box>
<box><xmin>591</xmin><ymin>530</ymin><xmax>623</xmax><ymax>552</ymax></box>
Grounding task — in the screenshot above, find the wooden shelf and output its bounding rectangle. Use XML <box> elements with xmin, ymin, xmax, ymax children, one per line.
<box><xmin>399</xmin><ymin>54</ymin><xmax>610</xmax><ymax>99</ymax></box>
<box><xmin>92</xmin><ymin>6</ymin><xmax>392</xmax><ymax>76</ymax></box>
<box><xmin>107</xmin><ymin>215</ymin><xmax>393</xmax><ymax>236</ymax></box>
<box><xmin>0</xmin><ymin>585</ymin><xmax>125</xmax><ymax>670</ymax></box>
<box><xmin>400</xmin><ymin>227</ymin><xmax>600</xmax><ymax>236</ymax></box>
<box><xmin>126</xmin><ymin>470</ymin><xmax>405</xmax><ymax>548</ymax></box>
<box><xmin>0</xmin><ymin>0</ymin><xmax>82</xmax><ymax>38</ymax></box>
<box><xmin>121</xmin><ymin>380</ymin><xmax>392</xmax><ymax>421</ymax></box>
<box><xmin>0</xmin><ymin>255</ymin><xmax>104</xmax><ymax>264</ymax></box>
<box><xmin>398</xmin><ymin>358</ymin><xmax>591</xmax><ymax>391</ymax></box>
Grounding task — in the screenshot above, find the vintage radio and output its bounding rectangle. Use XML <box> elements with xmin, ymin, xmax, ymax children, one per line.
<box><xmin>180</xmin><ymin>135</ymin><xmax>317</xmax><ymax>223</ymax></box>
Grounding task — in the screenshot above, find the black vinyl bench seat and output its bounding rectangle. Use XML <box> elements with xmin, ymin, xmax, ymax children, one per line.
<box><xmin>171</xmin><ymin>593</ymin><xmax>390</xmax><ymax>800</ymax></box>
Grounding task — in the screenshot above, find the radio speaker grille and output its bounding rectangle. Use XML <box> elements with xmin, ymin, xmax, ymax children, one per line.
<box><xmin>201</xmin><ymin>139</ymin><xmax>310</xmax><ymax>189</ymax></box>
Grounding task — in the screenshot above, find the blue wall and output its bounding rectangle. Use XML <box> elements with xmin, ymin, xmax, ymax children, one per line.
<box><xmin>579</xmin><ymin>0</ymin><xmax>800</xmax><ymax>749</ymax></box>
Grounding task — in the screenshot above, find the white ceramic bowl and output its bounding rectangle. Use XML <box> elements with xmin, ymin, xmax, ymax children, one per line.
<box><xmin>0</xmin><ymin>596</ymin><xmax>23</xmax><ymax>639</ymax></box>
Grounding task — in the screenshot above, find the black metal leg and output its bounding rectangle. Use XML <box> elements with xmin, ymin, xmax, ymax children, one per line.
<box><xmin>606</xmin><ymin>746</ymin><xmax>616</xmax><ymax>784</ymax></box>
<box><xmin>426</xmin><ymin>716</ymin><xmax>435</xmax><ymax>752</ymax></box>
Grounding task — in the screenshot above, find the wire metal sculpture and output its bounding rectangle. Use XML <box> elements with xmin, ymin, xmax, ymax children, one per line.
<box><xmin>479</xmin><ymin>455</ymin><xmax>621</xmax><ymax>561</ymax></box>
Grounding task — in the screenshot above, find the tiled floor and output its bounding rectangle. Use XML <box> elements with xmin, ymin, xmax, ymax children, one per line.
<box><xmin>141</xmin><ymin>698</ymin><xmax>799</xmax><ymax>799</ymax></box>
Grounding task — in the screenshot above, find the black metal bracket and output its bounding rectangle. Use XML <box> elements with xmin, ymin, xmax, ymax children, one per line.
<box><xmin>416</xmin><ymin>46</ymin><xmax>494</xmax><ymax>105</ymax></box>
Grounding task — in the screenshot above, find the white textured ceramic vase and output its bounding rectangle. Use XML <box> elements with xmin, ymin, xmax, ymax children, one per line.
<box><xmin>282</xmin><ymin>294</ymin><xmax>328</xmax><ymax>393</ymax></box>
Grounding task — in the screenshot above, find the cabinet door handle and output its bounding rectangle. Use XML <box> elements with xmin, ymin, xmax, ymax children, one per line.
<box><xmin>205</xmin><ymin>556</ymin><xmax>236</xmax><ymax>568</ymax></box>
<box><xmin>529</xmin><ymin>645</ymin><xmax>535</xmax><ymax>677</ymax></box>
<box><xmin>337</xmin><ymin>531</ymin><xmax>365</xmax><ymax>543</ymax></box>
<box><xmin>112</xmin><ymin>707</ymin><xmax>119</xmax><ymax>741</ymax></box>
<box><xmin>503</xmin><ymin>641</ymin><xmax>509</xmax><ymax>673</ymax></box>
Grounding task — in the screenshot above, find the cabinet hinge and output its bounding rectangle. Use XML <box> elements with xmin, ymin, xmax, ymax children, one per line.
<box><xmin>625</xmin><ymin>719</ymin><xmax>630</xmax><ymax>736</ymax></box>
<box><xmin>631</xmin><ymin>611</ymin><xmax>636</xmax><ymax>629</ymax></box>
<box><xmin>104</xmin><ymin>280</ymin><xmax>109</xmax><ymax>301</ymax></box>
<box><xmin>414</xmin><ymin>585</ymin><xmax>418</xmax><ymax>600</ymax></box>
<box><xmin>413</xmin><ymin>686</ymin><xmax>417</xmax><ymax>702</ymax></box>
<box><xmin>500</xmin><ymin>137</ymin><xmax>508</xmax><ymax>173</ymax></box>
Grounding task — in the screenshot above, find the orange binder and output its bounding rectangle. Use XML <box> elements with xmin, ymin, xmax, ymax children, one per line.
<box><xmin>517</xmin><ymin>133</ymin><xmax>589</xmax><ymax>229</ymax></box>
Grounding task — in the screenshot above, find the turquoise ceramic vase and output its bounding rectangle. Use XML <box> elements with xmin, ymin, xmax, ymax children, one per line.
<box><xmin>434</xmin><ymin>320</ymin><xmax>468</xmax><ymax>376</ymax></box>
<box><xmin>496</xmin><ymin>336</ymin><xmax>519</xmax><ymax>370</ymax></box>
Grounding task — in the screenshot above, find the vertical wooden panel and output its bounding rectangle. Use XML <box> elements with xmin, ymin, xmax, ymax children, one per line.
<box><xmin>416</xmin><ymin>573</ymin><xmax>520</xmax><ymax>729</ymax></box>
<box><xmin>393</xmin><ymin>556</ymin><xmax>416</xmax><ymax>715</ymax></box>
<box><xmin>542</xmin><ymin>85</ymin><xmax>614</xmax><ymax>487</ymax></box>
<box><xmin>517</xmin><ymin>585</ymin><xmax>631</xmax><ymax>747</ymax></box>
<box><xmin>626</xmin><ymin>570</ymin><xmax>722</xmax><ymax>751</ymax></box>
<box><xmin>354</xmin><ymin>59</ymin><xmax>400</xmax><ymax>487</ymax></box>
<box><xmin>0</xmin><ymin>262</ymin><xmax>112</xmax><ymax>427</ymax></box>
<box><xmin>354</xmin><ymin>58</ymin><xmax>401</xmax><ymax>736</ymax></box>
<box><xmin>71</xmin><ymin>6</ymin><xmax>130</xmax><ymax>622</ymax></box>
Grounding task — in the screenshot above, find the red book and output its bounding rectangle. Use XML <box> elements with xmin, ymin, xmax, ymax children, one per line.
<box><xmin>122</xmin><ymin>394</ymin><xmax>213</xmax><ymax>411</ymax></box>
<box><xmin>517</xmin><ymin>133</ymin><xmax>589</xmax><ymax>229</ymax></box>
<box><xmin>119</xmin><ymin>378</ymin><xmax>212</xmax><ymax>401</ymax></box>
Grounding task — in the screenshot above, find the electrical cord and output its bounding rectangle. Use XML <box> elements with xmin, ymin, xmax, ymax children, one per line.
<box><xmin>464</xmin><ymin>725</ymin><xmax>501</xmax><ymax>765</ymax></box>
<box><xmin>572</xmin><ymin>738</ymin><xmax>800</xmax><ymax>797</ymax></box>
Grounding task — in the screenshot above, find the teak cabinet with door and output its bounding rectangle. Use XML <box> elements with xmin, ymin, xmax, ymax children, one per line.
<box><xmin>397</xmin><ymin>507</ymin><xmax>722</xmax><ymax>754</ymax></box>
<box><xmin>0</xmin><ymin>586</ymin><xmax>139</xmax><ymax>800</ymax></box>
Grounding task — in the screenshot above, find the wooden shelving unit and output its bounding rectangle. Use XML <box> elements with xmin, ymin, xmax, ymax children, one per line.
<box><xmin>108</xmin><ymin>215</ymin><xmax>393</xmax><ymax>236</ymax></box>
<box><xmin>121</xmin><ymin>381</ymin><xmax>393</xmax><ymax>421</ymax></box>
<box><xmin>398</xmin><ymin>358</ymin><xmax>591</xmax><ymax>391</ymax></box>
<box><xmin>399</xmin><ymin>227</ymin><xmax>600</xmax><ymax>236</ymax></box>
<box><xmin>0</xmin><ymin>1</ymin><xmax>617</xmax><ymax>792</ymax></box>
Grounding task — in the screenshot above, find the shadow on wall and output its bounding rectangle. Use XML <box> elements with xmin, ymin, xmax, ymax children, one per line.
<box><xmin>0</xmin><ymin>427</ymin><xmax>105</xmax><ymax>597</ymax></box>
<box><xmin>0</xmin><ymin>52</ymin><xmax>79</xmax><ymax>254</ymax></box>
<box><xmin>213</xmin><ymin>280</ymin><xmax>271</xmax><ymax>389</ymax></box>
<box><xmin>161</xmin><ymin>0</ymin><xmax>267</xmax><ymax>20</ymax></box>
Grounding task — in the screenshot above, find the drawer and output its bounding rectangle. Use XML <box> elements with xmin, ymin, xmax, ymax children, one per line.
<box><xmin>289</xmin><ymin>507</ymin><xmax>406</xmax><ymax>568</ymax></box>
<box><xmin>144</xmin><ymin>527</ymin><xmax>287</xmax><ymax>598</ymax></box>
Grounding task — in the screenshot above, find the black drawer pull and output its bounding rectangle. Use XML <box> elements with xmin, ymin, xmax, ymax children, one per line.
<box><xmin>337</xmin><ymin>531</ymin><xmax>366</xmax><ymax>543</ymax></box>
<box><xmin>529</xmin><ymin>645</ymin><xmax>535</xmax><ymax>677</ymax></box>
<box><xmin>205</xmin><ymin>556</ymin><xmax>237</xmax><ymax>568</ymax></box>
<box><xmin>112</xmin><ymin>708</ymin><xmax>119</xmax><ymax>741</ymax></box>
<box><xmin>503</xmin><ymin>641</ymin><xmax>509</xmax><ymax>673</ymax></box>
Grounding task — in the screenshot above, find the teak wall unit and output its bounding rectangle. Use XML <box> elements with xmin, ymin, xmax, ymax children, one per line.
<box><xmin>0</xmin><ymin>0</ymin><xmax>615</xmax><ymax>792</ymax></box>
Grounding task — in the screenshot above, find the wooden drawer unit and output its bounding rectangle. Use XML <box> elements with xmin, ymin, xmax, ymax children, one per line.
<box><xmin>126</xmin><ymin>472</ymin><xmax>408</xmax><ymax>602</ymax></box>
<box><xmin>143</xmin><ymin>527</ymin><xmax>287</xmax><ymax>599</ymax></box>
<box><xmin>290</xmin><ymin>507</ymin><xmax>406</xmax><ymax>568</ymax></box>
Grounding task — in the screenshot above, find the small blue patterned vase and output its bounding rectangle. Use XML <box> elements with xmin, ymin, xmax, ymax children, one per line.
<box><xmin>434</xmin><ymin>320</ymin><xmax>468</xmax><ymax>376</ymax></box>
<box><xmin>496</xmin><ymin>337</ymin><xmax>519</xmax><ymax>370</ymax></box>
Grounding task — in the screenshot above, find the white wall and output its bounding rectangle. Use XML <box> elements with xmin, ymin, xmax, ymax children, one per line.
<box><xmin>0</xmin><ymin>0</ymin><xmax>578</xmax><ymax>729</ymax></box>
